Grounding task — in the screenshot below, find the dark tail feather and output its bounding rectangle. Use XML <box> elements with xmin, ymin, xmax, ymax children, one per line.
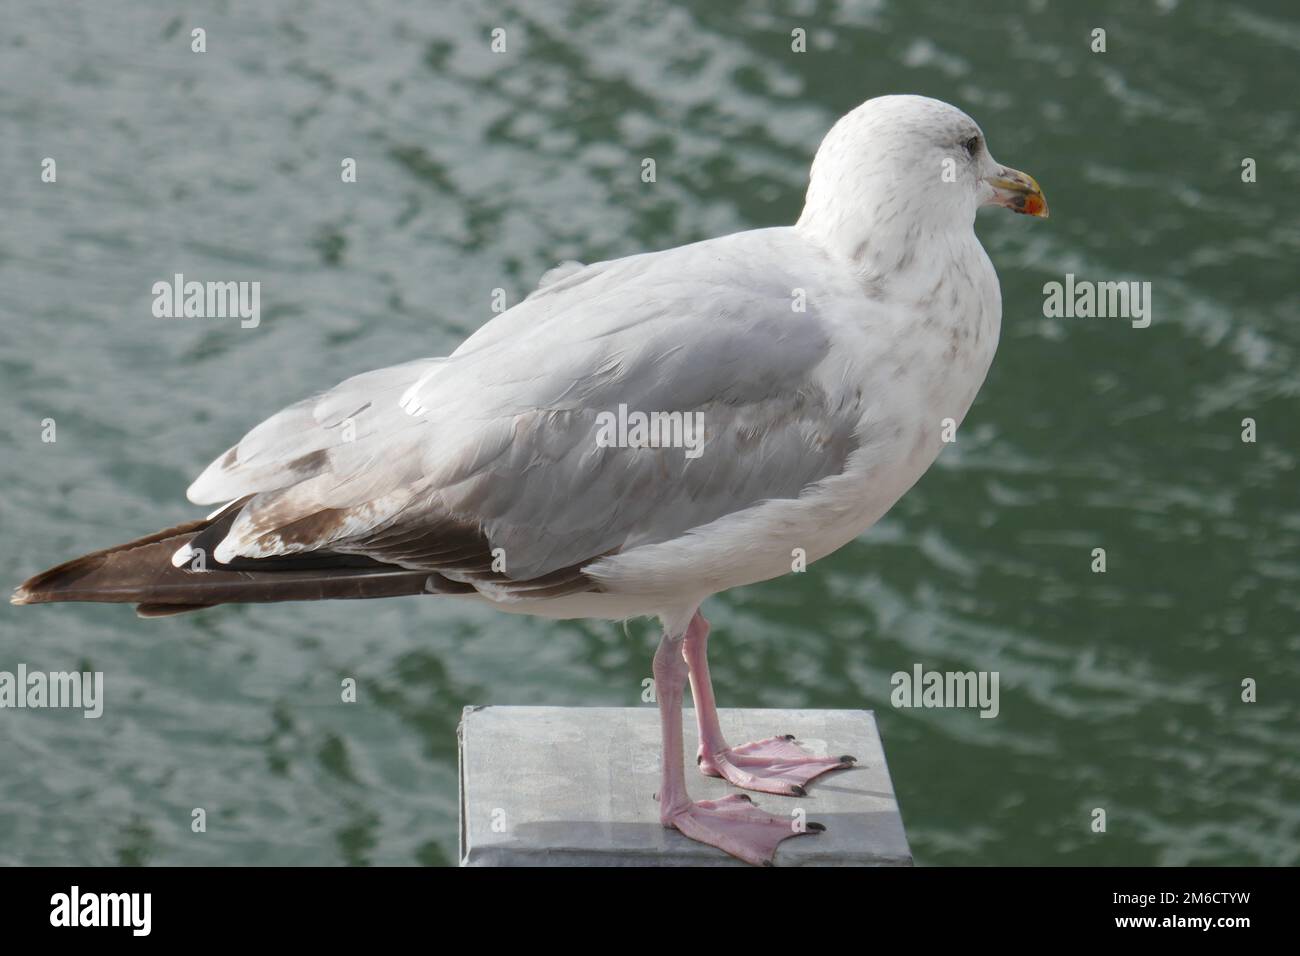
<box><xmin>11</xmin><ymin>505</ymin><xmax>445</xmax><ymax>617</ymax></box>
<box><xmin>135</xmin><ymin>602</ymin><xmax>219</xmax><ymax>618</ymax></box>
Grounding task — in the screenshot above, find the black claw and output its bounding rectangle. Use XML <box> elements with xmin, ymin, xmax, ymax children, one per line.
<box><xmin>808</xmin><ymin>821</ymin><xmax>826</xmax><ymax>832</ymax></box>
<box><xmin>738</xmin><ymin>793</ymin><xmax>754</xmax><ymax>803</ymax></box>
<box><xmin>696</xmin><ymin>754</ymin><xmax>703</xmax><ymax>765</ymax></box>
<box><xmin>839</xmin><ymin>755</ymin><xmax>857</xmax><ymax>764</ymax></box>
<box><xmin>790</xmin><ymin>785</ymin><xmax>807</xmax><ymax>797</ymax></box>
<box><xmin>782</xmin><ymin>734</ymin><xmax>796</xmax><ymax>741</ymax></box>
<box><xmin>762</xmin><ymin>859</ymin><xmax>775</xmax><ymax>867</ymax></box>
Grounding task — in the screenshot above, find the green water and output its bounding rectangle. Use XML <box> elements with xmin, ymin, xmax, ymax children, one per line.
<box><xmin>1</xmin><ymin>0</ymin><xmax>1296</xmax><ymax>866</ymax></box>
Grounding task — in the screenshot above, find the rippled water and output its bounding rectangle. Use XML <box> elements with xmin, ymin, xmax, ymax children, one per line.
<box><xmin>2</xmin><ymin>0</ymin><xmax>1296</xmax><ymax>866</ymax></box>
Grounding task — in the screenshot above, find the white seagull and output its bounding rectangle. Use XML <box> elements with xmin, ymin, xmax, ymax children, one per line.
<box><xmin>14</xmin><ymin>94</ymin><xmax>1047</xmax><ymax>865</ymax></box>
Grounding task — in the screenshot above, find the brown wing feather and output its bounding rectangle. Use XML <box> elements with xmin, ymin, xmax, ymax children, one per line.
<box><xmin>12</xmin><ymin>498</ymin><xmax>602</xmax><ymax>614</ymax></box>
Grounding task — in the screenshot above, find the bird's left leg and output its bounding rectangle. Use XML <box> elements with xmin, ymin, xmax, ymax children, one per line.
<box><xmin>654</xmin><ymin>615</ymin><xmax>820</xmax><ymax>865</ymax></box>
<box><xmin>684</xmin><ymin>610</ymin><xmax>855</xmax><ymax>797</ymax></box>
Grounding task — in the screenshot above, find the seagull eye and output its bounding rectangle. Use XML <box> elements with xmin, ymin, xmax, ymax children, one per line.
<box><xmin>962</xmin><ymin>136</ymin><xmax>981</xmax><ymax>157</ymax></box>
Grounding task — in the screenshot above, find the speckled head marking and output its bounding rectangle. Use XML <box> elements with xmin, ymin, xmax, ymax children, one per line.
<box><xmin>797</xmin><ymin>94</ymin><xmax>1047</xmax><ymax>265</ymax></box>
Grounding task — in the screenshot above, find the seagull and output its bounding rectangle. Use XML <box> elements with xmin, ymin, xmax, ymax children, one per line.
<box><xmin>13</xmin><ymin>94</ymin><xmax>1046</xmax><ymax>866</ymax></box>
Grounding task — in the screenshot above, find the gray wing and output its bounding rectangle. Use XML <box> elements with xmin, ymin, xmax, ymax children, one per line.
<box><xmin>187</xmin><ymin>231</ymin><xmax>864</xmax><ymax>592</ymax></box>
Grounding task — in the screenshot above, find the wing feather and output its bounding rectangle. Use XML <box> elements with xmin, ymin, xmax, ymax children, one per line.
<box><xmin>186</xmin><ymin>229</ymin><xmax>865</xmax><ymax>592</ymax></box>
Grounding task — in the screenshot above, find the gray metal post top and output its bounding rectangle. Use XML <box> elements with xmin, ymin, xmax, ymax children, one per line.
<box><xmin>459</xmin><ymin>705</ymin><xmax>912</xmax><ymax>867</ymax></box>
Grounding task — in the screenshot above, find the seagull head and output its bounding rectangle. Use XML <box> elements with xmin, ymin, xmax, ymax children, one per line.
<box><xmin>798</xmin><ymin>94</ymin><xmax>1047</xmax><ymax>260</ymax></box>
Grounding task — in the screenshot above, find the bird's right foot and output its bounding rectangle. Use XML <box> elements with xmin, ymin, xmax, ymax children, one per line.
<box><xmin>698</xmin><ymin>734</ymin><xmax>856</xmax><ymax>797</ymax></box>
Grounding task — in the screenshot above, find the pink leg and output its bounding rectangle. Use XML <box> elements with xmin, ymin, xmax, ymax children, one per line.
<box><xmin>684</xmin><ymin>611</ymin><xmax>855</xmax><ymax>797</ymax></box>
<box><xmin>654</xmin><ymin>618</ymin><xmax>822</xmax><ymax>866</ymax></box>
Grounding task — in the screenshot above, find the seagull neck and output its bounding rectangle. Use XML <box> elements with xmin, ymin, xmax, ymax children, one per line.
<box><xmin>796</xmin><ymin>210</ymin><xmax>976</xmax><ymax>294</ymax></box>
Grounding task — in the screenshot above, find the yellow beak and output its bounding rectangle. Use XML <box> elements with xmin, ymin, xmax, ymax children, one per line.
<box><xmin>986</xmin><ymin>165</ymin><xmax>1049</xmax><ymax>218</ymax></box>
